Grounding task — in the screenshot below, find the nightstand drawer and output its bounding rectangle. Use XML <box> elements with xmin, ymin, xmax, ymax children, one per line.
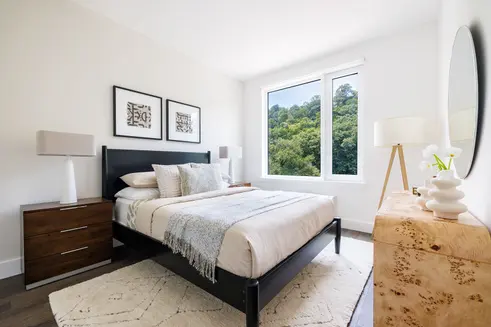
<box><xmin>24</xmin><ymin>202</ymin><xmax>112</xmax><ymax>237</ymax></box>
<box><xmin>25</xmin><ymin>240</ymin><xmax>112</xmax><ymax>285</ymax></box>
<box><xmin>24</xmin><ymin>222</ymin><xmax>112</xmax><ymax>261</ymax></box>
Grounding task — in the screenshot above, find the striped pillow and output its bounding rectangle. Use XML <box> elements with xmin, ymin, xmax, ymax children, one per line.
<box><xmin>152</xmin><ymin>164</ymin><xmax>190</xmax><ymax>198</ymax></box>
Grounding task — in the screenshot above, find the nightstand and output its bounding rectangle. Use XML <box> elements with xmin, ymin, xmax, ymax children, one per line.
<box><xmin>229</xmin><ymin>182</ymin><xmax>252</xmax><ymax>188</ymax></box>
<box><xmin>21</xmin><ymin>198</ymin><xmax>113</xmax><ymax>290</ymax></box>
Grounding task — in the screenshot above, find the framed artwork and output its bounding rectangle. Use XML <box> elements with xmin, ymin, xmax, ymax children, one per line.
<box><xmin>113</xmin><ymin>86</ymin><xmax>163</xmax><ymax>140</ymax></box>
<box><xmin>166</xmin><ymin>99</ymin><xmax>201</xmax><ymax>144</ymax></box>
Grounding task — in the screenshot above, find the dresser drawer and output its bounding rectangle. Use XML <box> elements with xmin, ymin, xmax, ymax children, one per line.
<box><xmin>25</xmin><ymin>240</ymin><xmax>112</xmax><ymax>285</ymax></box>
<box><xmin>23</xmin><ymin>202</ymin><xmax>112</xmax><ymax>237</ymax></box>
<box><xmin>24</xmin><ymin>222</ymin><xmax>112</xmax><ymax>261</ymax></box>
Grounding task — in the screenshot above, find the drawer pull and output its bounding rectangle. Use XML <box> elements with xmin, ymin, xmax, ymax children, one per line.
<box><xmin>60</xmin><ymin>205</ymin><xmax>87</xmax><ymax>211</ymax></box>
<box><xmin>61</xmin><ymin>246</ymin><xmax>88</xmax><ymax>255</ymax></box>
<box><xmin>60</xmin><ymin>226</ymin><xmax>88</xmax><ymax>233</ymax></box>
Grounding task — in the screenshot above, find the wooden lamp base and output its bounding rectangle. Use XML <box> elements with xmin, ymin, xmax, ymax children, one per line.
<box><xmin>378</xmin><ymin>144</ymin><xmax>409</xmax><ymax>209</ymax></box>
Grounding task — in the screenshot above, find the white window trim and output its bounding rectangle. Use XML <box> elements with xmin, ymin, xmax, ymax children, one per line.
<box><xmin>261</xmin><ymin>60</ymin><xmax>364</xmax><ymax>183</ymax></box>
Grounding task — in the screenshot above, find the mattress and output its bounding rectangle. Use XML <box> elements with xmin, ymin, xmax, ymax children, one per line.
<box><xmin>128</xmin><ymin>187</ymin><xmax>336</xmax><ymax>278</ymax></box>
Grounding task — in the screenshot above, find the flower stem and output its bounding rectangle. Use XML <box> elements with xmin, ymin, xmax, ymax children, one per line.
<box><xmin>433</xmin><ymin>154</ymin><xmax>447</xmax><ymax>170</ymax></box>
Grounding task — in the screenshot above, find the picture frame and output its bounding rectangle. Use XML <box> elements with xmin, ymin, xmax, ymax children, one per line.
<box><xmin>113</xmin><ymin>86</ymin><xmax>163</xmax><ymax>140</ymax></box>
<box><xmin>166</xmin><ymin>99</ymin><xmax>201</xmax><ymax>144</ymax></box>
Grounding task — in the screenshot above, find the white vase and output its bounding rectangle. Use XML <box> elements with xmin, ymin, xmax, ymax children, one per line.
<box><xmin>426</xmin><ymin>170</ymin><xmax>467</xmax><ymax>220</ymax></box>
<box><xmin>415</xmin><ymin>179</ymin><xmax>433</xmax><ymax>211</ymax></box>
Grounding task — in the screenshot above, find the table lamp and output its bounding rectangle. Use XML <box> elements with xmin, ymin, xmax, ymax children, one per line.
<box><xmin>219</xmin><ymin>145</ymin><xmax>242</xmax><ymax>183</ymax></box>
<box><xmin>36</xmin><ymin>130</ymin><xmax>96</xmax><ymax>204</ymax></box>
<box><xmin>374</xmin><ymin>117</ymin><xmax>429</xmax><ymax>208</ymax></box>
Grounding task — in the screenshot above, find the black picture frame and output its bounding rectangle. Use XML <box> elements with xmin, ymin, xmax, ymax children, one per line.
<box><xmin>113</xmin><ymin>85</ymin><xmax>163</xmax><ymax>140</ymax></box>
<box><xmin>166</xmin><ymin>99</ymin><xmax>201</xmax><ymax>144</ymax></box>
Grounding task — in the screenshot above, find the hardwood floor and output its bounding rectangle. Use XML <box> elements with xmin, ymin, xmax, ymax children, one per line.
<box><xmin>0</xmin><ymin>229</ymin><xmax>373</xmax><ymax>327</ymax></box>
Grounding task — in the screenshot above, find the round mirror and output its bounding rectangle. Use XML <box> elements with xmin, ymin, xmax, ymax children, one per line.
<box><xmin>448</xmin><ymin>26</ymin><xmax>479</xmax><ymax>179</ymax></box>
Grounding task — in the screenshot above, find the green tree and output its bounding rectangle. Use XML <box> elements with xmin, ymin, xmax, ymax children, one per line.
<box><xmin>268</xmin><ymin>84</ymin><xmax>357</xmax><ymax>177</ymax></box>
<box><xmin>332</xmin><ymin>84</ymin><xmax>358</xmax><ymax>175</ymax></box>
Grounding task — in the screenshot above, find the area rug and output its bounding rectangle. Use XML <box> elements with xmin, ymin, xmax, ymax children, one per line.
<box><xmin>49</xmin><ymin>237</ymin><xmax>373</xmax><ymax>327</ymax></box>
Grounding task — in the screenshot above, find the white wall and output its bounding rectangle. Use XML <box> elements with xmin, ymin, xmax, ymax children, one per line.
<box><xmin>243</xmin><ymin>23</ymin><xmax>439</xmax><ymax>232</ymax></box>
<box><xmin>0</xmin><ymin>0</ymin><xmax>243</xmax><ymax>278</ymax></box>
<box><xmin>439</xmin><ymin>0</ymin><xmax>491</xmax><ymax>228</ymax></box>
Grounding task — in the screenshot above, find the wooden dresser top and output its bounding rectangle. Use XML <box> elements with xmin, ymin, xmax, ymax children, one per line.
<box><xmin>21</xmin><ymin>197</ymin><xmax>111</xmax><ymax>213</ymax></box>
<box><xmin>374</xmin><ymin>192</ymin><xmax>491</xmax><ymax>263</ymax></box>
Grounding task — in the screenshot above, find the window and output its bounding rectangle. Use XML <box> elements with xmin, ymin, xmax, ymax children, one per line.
<box><xmin>264</xmin><ymin>66</ymin><xmax>361</xmax><ymax>180</ymax></box>
<box><xmin>330</xmin><ymin>72</ymin><xmax>359</xmax><ymax>176</ymax></box>
<box><xmin>267</xmin><ymin>80</ymin><xmax>321</xmax><ymax>177</ymax></box>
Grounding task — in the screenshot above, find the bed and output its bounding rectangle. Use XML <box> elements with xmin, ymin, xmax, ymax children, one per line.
<box><xmin>103</xmin><ymin>146</ymin><xmax>341</xmax><ymax>327</ymax></box>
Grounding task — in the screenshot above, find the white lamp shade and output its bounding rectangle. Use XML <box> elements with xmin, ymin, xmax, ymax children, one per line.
<box><xmin>374</xmin><ymin>117</ymin><xmax>430</xmax><ymax>147</ymax></box>
<box><xmin>36</xmin><ymin>130</ymin><xmax>96</xmax><ymax>157</ymax></box>
<box><xmin>219</xmin><ymin>145</ymin><xmax>242</xmax><ymax>159</ymax></box>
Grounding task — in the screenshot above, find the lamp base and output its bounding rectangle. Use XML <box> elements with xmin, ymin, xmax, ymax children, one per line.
<box><xmin>60</xmin><ymin>156</ymin><xmax>77</xmax><ymax>204</ymax></box>
<box><xmin>229</xmin><ymin>158</ymin><xmax>236</xmax><ymax>184</ymax></box>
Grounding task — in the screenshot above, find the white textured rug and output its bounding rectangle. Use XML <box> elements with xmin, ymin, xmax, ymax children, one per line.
<box><xmin>49</xmin><ymin>237</ymin><xmax>373</xmax><ymax>327</ymax></box>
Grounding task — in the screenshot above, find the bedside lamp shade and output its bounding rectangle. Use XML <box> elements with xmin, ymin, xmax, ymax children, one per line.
<box><xmin>374</xmin><ymin>117</ymin><xmax>429</xmax><ymax>147</ymax></box>
<box><xmin>36</xmin><ymin>130</ymin><xmax>95</xmax><ymax>204</ymax></box>
<box><xmin>219</xmin><ymin>146</ymin><xmax>242</xmax><ymax>183</ymax></box>
<box><xmin>219</xmin><ymin>146</ymin><xmax>242</xmax><ymax>159</ymax></box>
<box><xmin>36</xmin><ymin>130</ymin><xmax>96</xmax><ymax>157</ymax></box>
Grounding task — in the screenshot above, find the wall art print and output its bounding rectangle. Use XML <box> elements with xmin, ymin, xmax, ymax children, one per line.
<box><xmin>166</xmin><ymin>99</ymin><xmax>201</xmax><ymax>143</ymax></box>
<box><xmin>113</xmin><ymin>86</ymin><xmax>162</xmax><ymax>140</ymax></box>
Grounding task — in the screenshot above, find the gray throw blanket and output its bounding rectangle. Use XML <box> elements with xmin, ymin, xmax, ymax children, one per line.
<box><xmin>162</xmin><ymin>190</ymin><xmax>315</xmax><ymax>282</ymax></box>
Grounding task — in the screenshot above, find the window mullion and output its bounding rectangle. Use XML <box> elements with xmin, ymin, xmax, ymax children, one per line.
<box><xmin>324</xmin><ymin>75</ymin><xmax>333</xmax><ymax>180</ymax></box>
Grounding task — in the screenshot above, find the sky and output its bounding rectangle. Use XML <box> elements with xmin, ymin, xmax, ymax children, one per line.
<box><xmin>268</xmin><ymin>73</ymin><xmax>358</xmax><ymax>109</ymax></box>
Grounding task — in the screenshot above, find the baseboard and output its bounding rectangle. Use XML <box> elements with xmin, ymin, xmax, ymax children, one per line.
<box><xmin>341</xmin><ymin>218</ymin><xmax>374</xmax><ymax>234</ymax></box>
<box><xmin>0</xmin><ymin>257</ymin><xmax>22</xmax><ymax>280</ymax></box>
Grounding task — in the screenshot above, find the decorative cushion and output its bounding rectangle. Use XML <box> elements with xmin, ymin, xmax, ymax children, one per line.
<box><xmin>120</xmin><ymin>171</ymin><xmax>157</xmax><ymax>188</ymax></box>
<box><xmin>114</xmin><ymin>187</ymin><xmax>160</xmax><ymax>200</ymax></box>
<box><xmin>152</xmin><ymin>164</ymin><xmax>189</xmax><ymax>198</ymax></box>
<box><xmin>178</xmin><ymin>164</ymin><xmax>223</xmax><ymax>196</ymax></box>
<box><xmin>190</xmin><ymin>163</ymin><xmax>231</xmax><ymax>182</ymax></box>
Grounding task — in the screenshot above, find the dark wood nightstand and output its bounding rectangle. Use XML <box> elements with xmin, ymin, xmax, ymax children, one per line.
<box><xmin>229</xmin><ymin>182</ymin><xmax>252</xmax><ymax>188</ymax></box>
<box><xmin>21</xmin><ymin>198</ymin><xmax>113</xmax><ymax>290</ymax></box>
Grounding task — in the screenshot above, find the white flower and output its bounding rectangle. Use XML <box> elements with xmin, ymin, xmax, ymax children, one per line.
<box><xmin>445</xmin><ymin>146</ymin><xmax>462</xmax><ymax>159</ymax></box>
<box><xmin>419</xmin><ymin>161</ymin><xmax>432</xmax><ymax>171</ymax></box>
<box><xmin>422</xmin><ymin>144</ymin><xmax>439</xmax><ymax>159</ymax></box>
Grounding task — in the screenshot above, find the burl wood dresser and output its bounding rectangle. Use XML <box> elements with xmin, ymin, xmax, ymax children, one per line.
<box><xmin>373</xmin><ymin>192</ymin><xmax>491</xmax><ymax>327</ymax></box>
<box><xmin>21</xmin><ymin>198</ymin><xmax>113</xmax><ymax>290</ymax></box>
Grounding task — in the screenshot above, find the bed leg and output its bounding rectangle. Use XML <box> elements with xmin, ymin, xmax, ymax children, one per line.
<box><xmin>335</xmin><ymin>217</ymin><xmax>341</xmax><ymax>254</ymax></box>
<box><xmin>246</xmin><ymin>279</ymin><xmax>259</xmax><ymax>327</ymax></box>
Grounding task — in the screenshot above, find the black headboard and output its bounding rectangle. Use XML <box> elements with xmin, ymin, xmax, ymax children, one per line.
<box><xmin>102</xmin><ymin>146</ymin><xmax>211</xmax><ymax>200</ymax></box>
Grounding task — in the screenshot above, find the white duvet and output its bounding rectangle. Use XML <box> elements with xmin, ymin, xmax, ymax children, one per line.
<box><xmin>133</xmin><ymin>187</ymin><xmax>335</xmax><ymax>278</ymax></box>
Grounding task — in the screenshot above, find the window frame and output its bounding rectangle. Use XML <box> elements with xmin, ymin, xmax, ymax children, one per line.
<box><xmin>261</xmin><ymin>61</ymin><xmax>364</xmax><ymax>182</ymax></box>
<box><xmin>324</xmin><ymin>67</ymin><xmax>364</xmax><ymax>182</ymax></box>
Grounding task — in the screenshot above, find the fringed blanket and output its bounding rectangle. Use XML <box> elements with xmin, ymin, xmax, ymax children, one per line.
<box><xmin>162</xmin><ymin>191</ymin><xmax>315</xmax><ymax>282</ymax></box>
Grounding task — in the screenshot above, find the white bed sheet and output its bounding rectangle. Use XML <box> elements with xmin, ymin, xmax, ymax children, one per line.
<box><xmin>133</xmin><ymin>188</ymin><xmax>336</xmax><ymax>278</ymax></box>
<box><xmin>114</xmin><ymin>197</ymin><xmax>134</xmax><ymax>226</ymax></box>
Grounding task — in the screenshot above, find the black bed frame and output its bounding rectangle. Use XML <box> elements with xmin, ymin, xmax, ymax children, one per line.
<box><xmin>102</xmin><ymin>146</ymin><xmax>341</xmax><ymax>327</ymax></box>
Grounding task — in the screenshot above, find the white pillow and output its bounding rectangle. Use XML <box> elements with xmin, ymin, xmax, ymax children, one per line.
<box><xmin>115</xmin><ymin>187</ymin><xmax>160</xmax><ymax>200</ymax></box>
<box><xmin>190</xmin><ymin>163</ymin><xmax>231</xmax><ymax>183</ymax></box>
<box><xmin>179</xmin><ymin>164</ymin><xmax>223</xmax><ymax>196</ymax></box>
<box><xmin>221</xmin><ymin>172</ymin><xmax>231</xmax><ymax>183</ymax></box>
<box><xmin>120</xmin><ymin>171</ymin><xmax>157</xmax><ymax>188</ymax></box>
<box><xmin>152</xmin><ymin>164</ymin><xmax>190</xmax><ymax>198</ymax></box>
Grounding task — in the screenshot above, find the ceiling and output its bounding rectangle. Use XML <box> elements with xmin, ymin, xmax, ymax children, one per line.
<box><xmin>73</xmin><ymin>0</ymin><xmax>440</xmax><ymax>80</ymax></box>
